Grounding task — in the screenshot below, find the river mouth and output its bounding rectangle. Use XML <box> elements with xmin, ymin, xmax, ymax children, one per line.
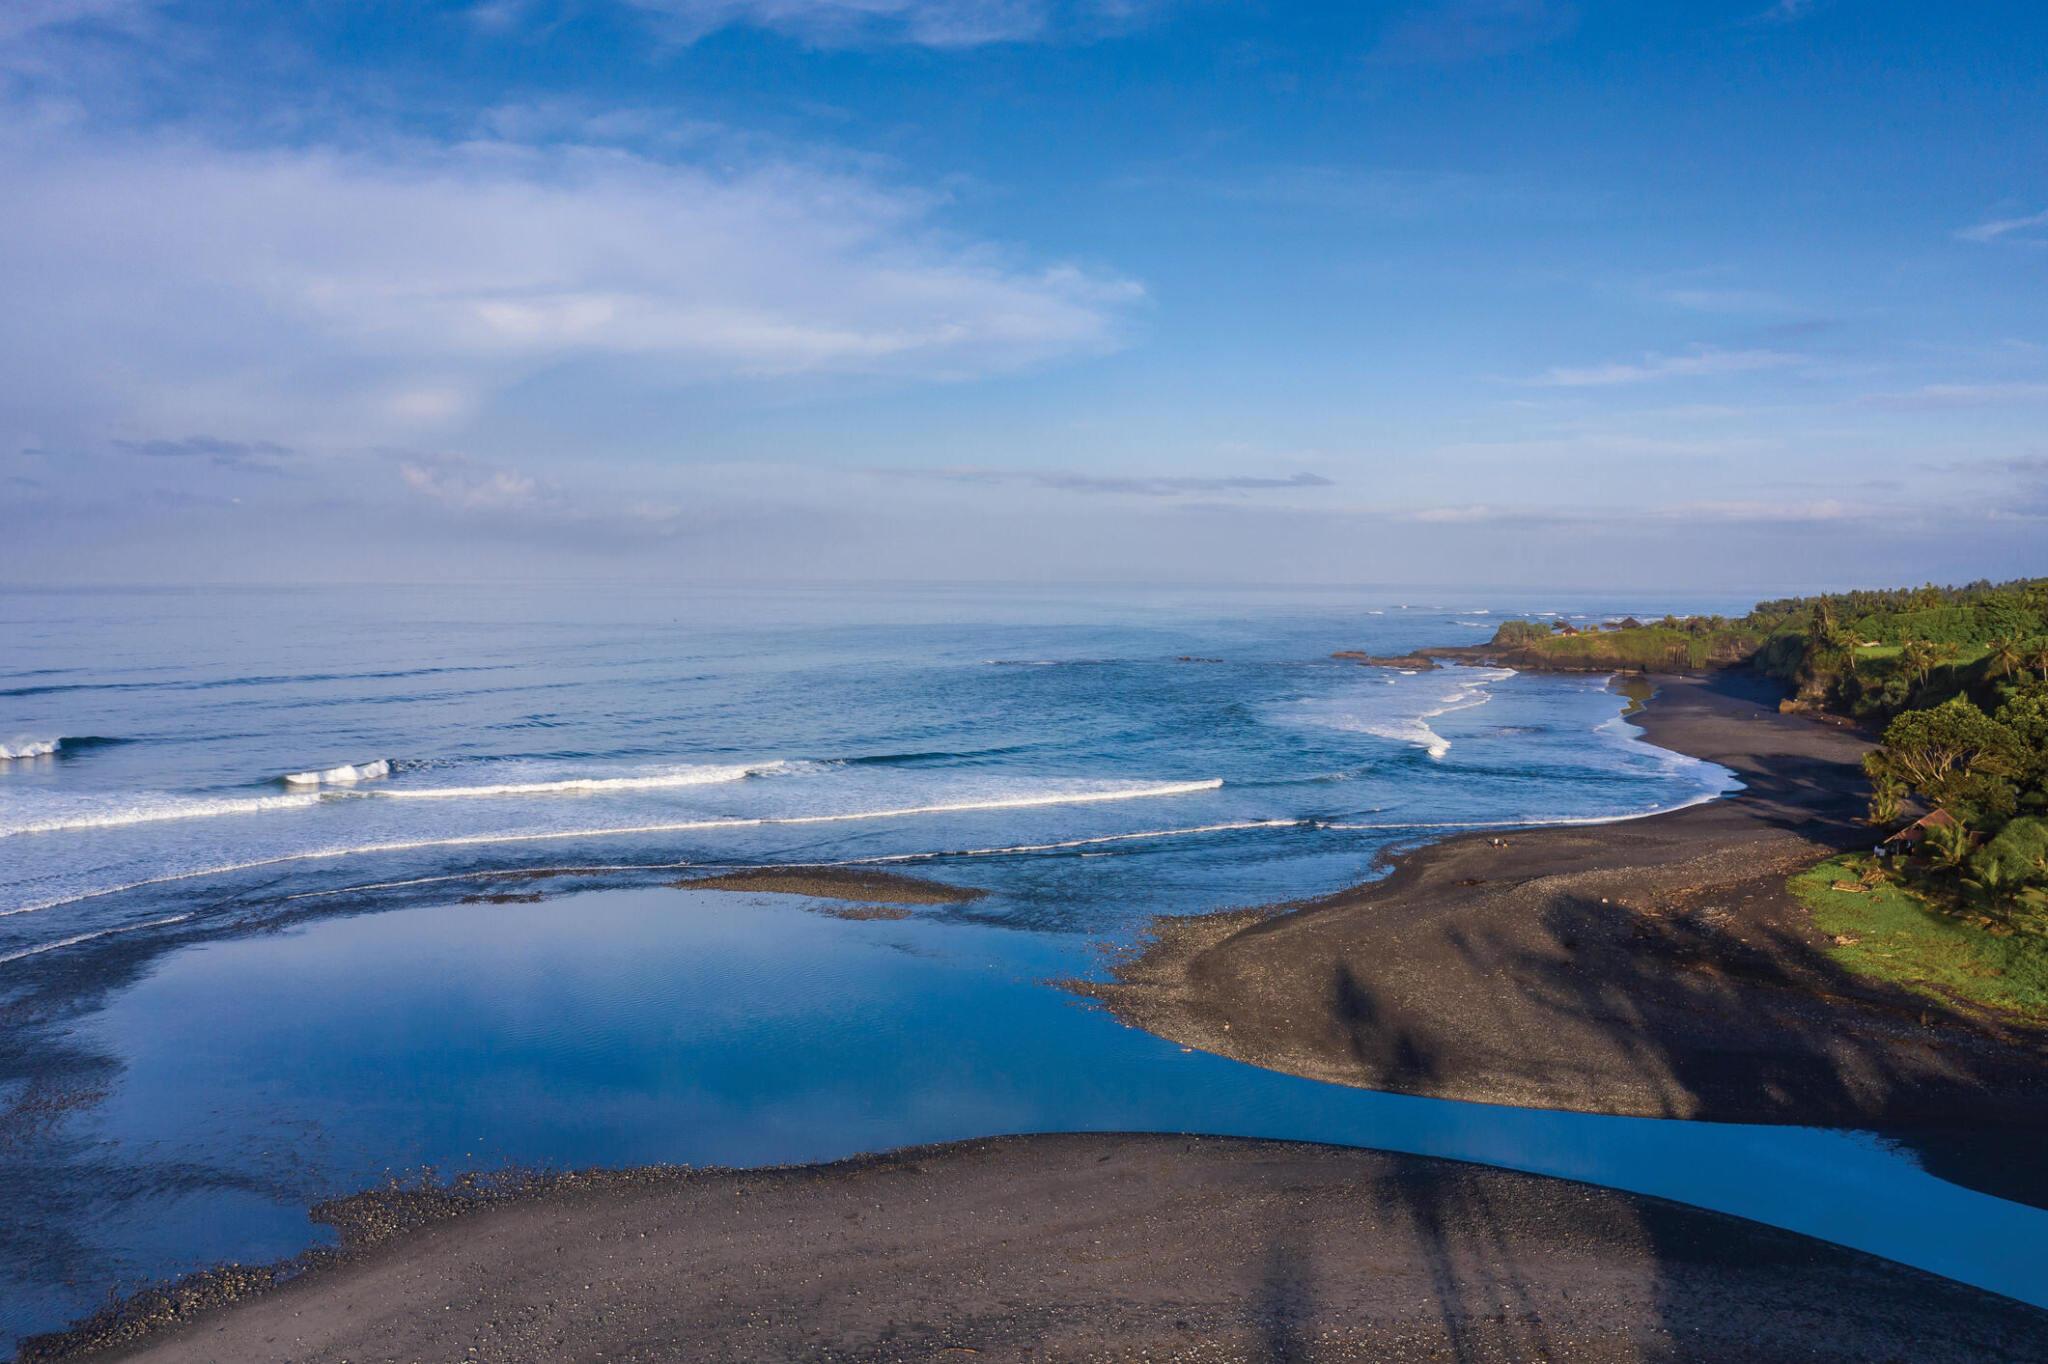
<box><xmin>7</xmin><ymin>881</ymin><xmax>2047</xmax><ymax>1350</ymax></box>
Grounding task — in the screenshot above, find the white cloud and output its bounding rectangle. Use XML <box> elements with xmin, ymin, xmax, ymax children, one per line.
<box><xmin>882</xmin><ymin>466</ymin><xmax>1335</xmax><ymax>497</ymax></box>
<box><xmin>621</xmin><ymin>0</ymin><xmax>1153</xmax><ymax>47</ymax></box>
<box><xmin>0</xmin><ymin>0</ymin><xmax>153</xmax><ymax>44</ymax></box>
<box><xmin>1752</xmin><ymin>0</ymin><xmax>1814</xmax><ymax>24</ymax></box>
<box><xmin>1956</xmin><ymin>208</ymin><xmax>2048</xmax><ymax>245</ymax></box>
<box><xmin>1860</xmin><ymin>381</ymin><xmax>2048</xmax><ymax>410</ymax></box>
<box><xmin>1530</xmin><ymin>346</ymin><xmax>1805</xmax><ymax>387</ymax></box>
<box><xmin>1653</xmin><ymin>286</ymin><xmax>1788</xmax><ymax>314</ymax></box>
<box><xmin>1656</xmin><ymin>498</ymin><xmax>1858</xmax><ymax>523</ymax></box>
<box><xmin>0</xmin><ymin>113</ymin><xmax>1140</xmax><ymax>445</ymax></box>
<box><xmin>399</xmin><ymin>455</ymin><xmax>542</xmax><ymax>511</ymax></box>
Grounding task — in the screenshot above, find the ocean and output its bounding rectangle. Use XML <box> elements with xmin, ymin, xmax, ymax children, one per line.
<box><xmin>3</xmin><ymin>583</ymin><xmax>2043</xmax><ymax>1347</ymax></box>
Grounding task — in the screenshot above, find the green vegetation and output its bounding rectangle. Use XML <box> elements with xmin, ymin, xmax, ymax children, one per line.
<box><xmin>1483</xmin><ymin>577</ymin><xmax>2048</xmax><ymax>726</ymax></box>
<box><xmin>1854</xmin><ymin>677</ymin><xmax>2048</xmax><ymax>940</ymax></box>
<box><xmin>1791</xmin><ymin>855</ymin><xmax>2048</xmax><ymax>1023</ymax></box>
<box><xmin>1481</xmin><ymin>577</ymin><xmax>2048</xmax><ymax>960</ymax></box>
<box><xmin>1483</xmin><ymin>615</ymin><xmax>1762</xmax><ymax>671</ymax></box>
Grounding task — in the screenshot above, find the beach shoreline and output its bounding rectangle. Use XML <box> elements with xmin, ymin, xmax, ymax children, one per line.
<box><xmin>20</xmin><ymin>664</ymin><xmax>2048</xmax><ymax>1362</ymax></box>
<box><xmin>26</xmin><ymin>1133</ymin><xmax>2048</xmax><ymax>1364</ymax></box>
<box><xmin>1075</xmin><ymin>669</ymin><xmax>2048</xmax><ymax>1131</ymax></box>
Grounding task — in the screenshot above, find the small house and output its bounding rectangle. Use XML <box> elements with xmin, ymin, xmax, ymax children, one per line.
<box><xmin>1879</xmin><ymin>809</ymin><xmax>1963</xmax><ymax>857</ymax></box>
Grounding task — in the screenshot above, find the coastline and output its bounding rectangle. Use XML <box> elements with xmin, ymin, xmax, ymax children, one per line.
<box><xmin>28</xmin><ymin>1134</ymin><xmax>2048</xmax><ymax>1364</ymax></box>
<box><xmin>19</xmin><ymin>667</ymin><xmax>2048</xmax><ymax>1361</ymax></box>
<box><xmin>1076</xmin><ymin>669</ymin><xmax>2048</xmax><ymax>1129</ymax></box>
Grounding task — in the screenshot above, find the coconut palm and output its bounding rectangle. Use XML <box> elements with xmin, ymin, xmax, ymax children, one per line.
<box><xmin>1987</xmin><ymin>633</ymin><xmax>2024</xmax><ymax>680</ymax></box>
<box><xmin>1965</xmin><ymin>856</ymin><xmax>2011</xmax><ymax>909</ymax></box>
<box><xmin>1923</xmin><ymin>819</ymin><xmax>1972</xmax><ymax>872</ymax></box>
<box><xmin>1899</xmin><ymin>638</ymin><xmax>1938</xmax><ymax>688</ymax></box>
<box><xmin>2028</xmin><ymin>638</ymin><xmax>2048</xmax><ymax>683</ymax></box>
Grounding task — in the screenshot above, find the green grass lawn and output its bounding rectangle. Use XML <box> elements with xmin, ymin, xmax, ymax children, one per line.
<box><xmin>1790</xmin><ymin>855</ymin><xmax>2048</xmax><ymax>1023</ymax></box>
<box><xmin>1848</xmin><ymin>643</ymin><xmax>1991</xmax><ymax>664</ymax></box>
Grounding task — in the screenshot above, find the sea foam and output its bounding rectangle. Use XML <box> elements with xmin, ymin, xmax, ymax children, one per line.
<box><xmin>1</xmin><ymin>793</ymin><xmax>327</xmax><ymax>838</ymax></box>
<box><xmin>371</xmin><ymin>761</ymin><xmax>788</xmax><ymax>800</ymax></box>
<box><xmin>2</xmin><ymin>778</ymin><xmax>1226</xmax><ymax>922</ymax></box>
<box><xmin>1</xmin><ymin>738</ymin><xmax>62</xmax><ymax>759</ymax></box>
<box><xmin>283</xmin><ymin>760</ymin><xmax>390</xmax><ymax>786</ymax></box>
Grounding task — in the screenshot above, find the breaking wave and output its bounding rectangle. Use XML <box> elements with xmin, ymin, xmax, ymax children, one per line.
<box><xmin>2</xmin><ymin>778</ymin><xmax>1227</xmax><ymax>921</ymax></box>
<box><xmin>284</xmin><ymin>759</ymin><xmax>391</xmax><ymax>786</ymax></box>
<box><xmin>371</xmin><ymin>761</ymin><xmax>795</xmax><ymax>800</ymax></box>
<box><xmin>1293</xmin><ymin>665</ymin><xmax>1517</xmax><ymax>760</ymax></box>
<box><xmin>1</xmin><ymin>793</ymin><xmax>326</xmax><ymax>837</ymax></box>
<box><xmin>2</xmin><ymin>737</ymin><xmax>63</xmax><ymax>759</ymax></box>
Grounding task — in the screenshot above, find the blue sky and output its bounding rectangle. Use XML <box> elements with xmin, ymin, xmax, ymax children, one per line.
<box><xmin>2</xmin><ymin>0</ymin><xmax>2045</xmax><ymax>590</ymax></box>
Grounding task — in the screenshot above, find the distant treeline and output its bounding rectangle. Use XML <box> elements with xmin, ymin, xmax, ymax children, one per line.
<box><xmin>1487</xmin><ymin>578</ymin><xmax>2048</xmax><ymax>921</ymax></box>
<box><xmin>1486</xmin><ymin>577</ymin><xmax>2048</xmax><ymax>724</ymax></box>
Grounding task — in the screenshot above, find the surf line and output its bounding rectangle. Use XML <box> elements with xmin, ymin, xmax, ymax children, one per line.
<box><xmin>830</xmin><ymin>818</ymin><xmax>1305</xmax><ymax>865</ymax></box>
<box><xmin>2</xmin><ymin>780</ymin><xmax>1228</xmax><ymax>922</ymax></box>
<box><xmin>283</xmin><ymin>819</ymin><xmax>1310</xmax><ymax>905</ymax></box>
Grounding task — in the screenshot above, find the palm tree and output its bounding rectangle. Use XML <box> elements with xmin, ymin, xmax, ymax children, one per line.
<box><xmin>1987</xmin><ymin>633</ymin><xmax>2024</xmax><ymax>680</ymax></box>
<box><xmin>1900</xmin><ymin>638</ymin><xmax>1937</xmax><ymax>688</ymax></box>
<box><xmin>2027</xmin><ymin>637</ymin><xmax>2048</xmax><ymax>683</ymax></box>
<box><xmin>1965</xmin><ymin>856</ymin><xmax>2010</xmax><ymax>909</ymax></box>
<box><xmin>1923</xmin><ymin>819</ymin><xmax>1971</xmax><ymax>872</ymax></box>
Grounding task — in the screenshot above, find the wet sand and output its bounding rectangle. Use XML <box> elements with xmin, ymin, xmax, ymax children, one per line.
<box><xmin>29</xmin><ymin>1134</ymin><xmax>2048</xmax><ymax>1364</ymax></box>
<box><xmin>1079</xmin><ymin>671</ymin><xmax>2048</xmax><ymax>1128</ymax></box>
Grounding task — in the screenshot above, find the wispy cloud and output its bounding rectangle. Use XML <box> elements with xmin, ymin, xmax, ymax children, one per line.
<box><xmin>0</xmin><ymin>0</ymin><xmax>154</xmax><ymax>44</ymax></box>
<box><xmin>1372</xmin><ymin>0</ymin><xmax>1577</xmax><ymax>65</ymax></box>
<box><xmin>1859</xmin><ymin>381</ymin><xmax>2048</xmax><ymax>410</ymax></box>
<box><xmin>1654</xmin><ymin>497</ymin><xmax>1860</xmax><ymax>523</ymax></box>
<box><xmin>618</xmin><ymin>0</ymin><xmax>1164</xmax><ymax>48</ymax></box>
<box><xmin>1956</xmin><ymin>208</ymin><xmax>2048</xmax><ymax>245</ymax></box>
<box><xmin>1134</xmin><ymin>162</ymin><xmax>1589</xmax><ymax>222</ymax></box>
<box><xmin>1529</xmin><ymin>346</ymin><xmax>1805</xmax><ymax>388</ymax></box>
<box><xmin>884</xmin><ymin>467</ymin><xmax>1334</xmax><ymax>497</ymax></box>
<box><xmin>0</xmin><ymin>113</ymin><xmax>1142</xmax><ymax>444</ymax></box>
<box><xmin>1653</xmin><ymin>286</ymin><xmax>1789</xmax><ymax>315</ymax></box>
<box><xmin>114</xmin><ymin>435</ymin><xmax>296</xmax><ymax>471</ymax></box>
<box><xmin>398</xmin><ymin>454</ymin><xmax>544</xmax><ymax>512</ymax></box>
<box><xmin>1751</xmin><ymin>0</ymin><xmax>1815</xmax><ymax>24</ymax></box>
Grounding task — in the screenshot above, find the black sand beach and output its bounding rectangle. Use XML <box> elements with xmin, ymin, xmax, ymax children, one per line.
<box><xmin>1081</xmin><ymin>671</ymin><xmax>2048</xmax><ymax>1130</ymax></box>
<box><xmin>28</xmin><ymin>1134</ymin><xmax>2048</xmax><ymax>1364</ymax></box>
<box><xmin>23</xmin><ymin>670</ymin><xmax>2048</xmax><ymax>1362</ymax></box>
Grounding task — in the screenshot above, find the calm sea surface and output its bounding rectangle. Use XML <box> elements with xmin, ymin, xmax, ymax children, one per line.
<box><xmin>2</xmin><ymin>584</ymin><xmax>2042</xmax><ymax>1347</ymax></box>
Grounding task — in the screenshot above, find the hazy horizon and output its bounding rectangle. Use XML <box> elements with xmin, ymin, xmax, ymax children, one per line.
<box><xmin>4</xmin><ymin>1</ymin><xmax>2045</xmax><ymax>588</ymax></box>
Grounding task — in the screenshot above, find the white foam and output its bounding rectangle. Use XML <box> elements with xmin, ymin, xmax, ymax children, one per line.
<box><xmin>844</xmin><ymin>818</ymin><xmax>1300</xmax><ymax>864</ymax></box>
<box><xmin>283</xmin><ymin>760</ymin><xmax>390</xmax><ymax>786</ymax></box>
<box><xmin>1356</xmin><ymin>719</ymin><xmax>1453</xmax><ymax>760</ymax></box>
<box><xmin>0</xmin><ymin>913</ymin><xmax>194</xmax><ymax>964</ymax></box>
<box><xmin>1323</xmin><ymin>787</ymin><xmax>1730</xmax><ymax>834</ymax></box>
<box><xmin>1295</xmin><ymin>664</ymin><xmax>1516</xmax><ymax>761</ymax></box>
<box><xmin>373</xmin><ymin>761</ymin><xmax>784</xmax><ymax>800</ymax></box>
<box><xmin>0</xmin><ymin>793</ymin><xmax>326</xmax><ymax>837</ymax></box>
<box><xmin>1</xmin><ymin>738</ymin><xmax>61</xmax><ymax>759</ymax></box>
<box><xmin>1</xmin><ymin>779</ymin><xmax>1226</xmax><ymax>920</ymax></box>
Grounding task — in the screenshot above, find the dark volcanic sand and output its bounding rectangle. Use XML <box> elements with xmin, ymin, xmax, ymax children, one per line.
<box><xmin>1079</xmin><ymin>672</ymin><xmax>2048</xmax><ymax>1130</ymax></box>
<box><xmin>30</xmin><ymin>1134</ymin><xmax>2048</xmax><ymax>1364</ymax></box>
